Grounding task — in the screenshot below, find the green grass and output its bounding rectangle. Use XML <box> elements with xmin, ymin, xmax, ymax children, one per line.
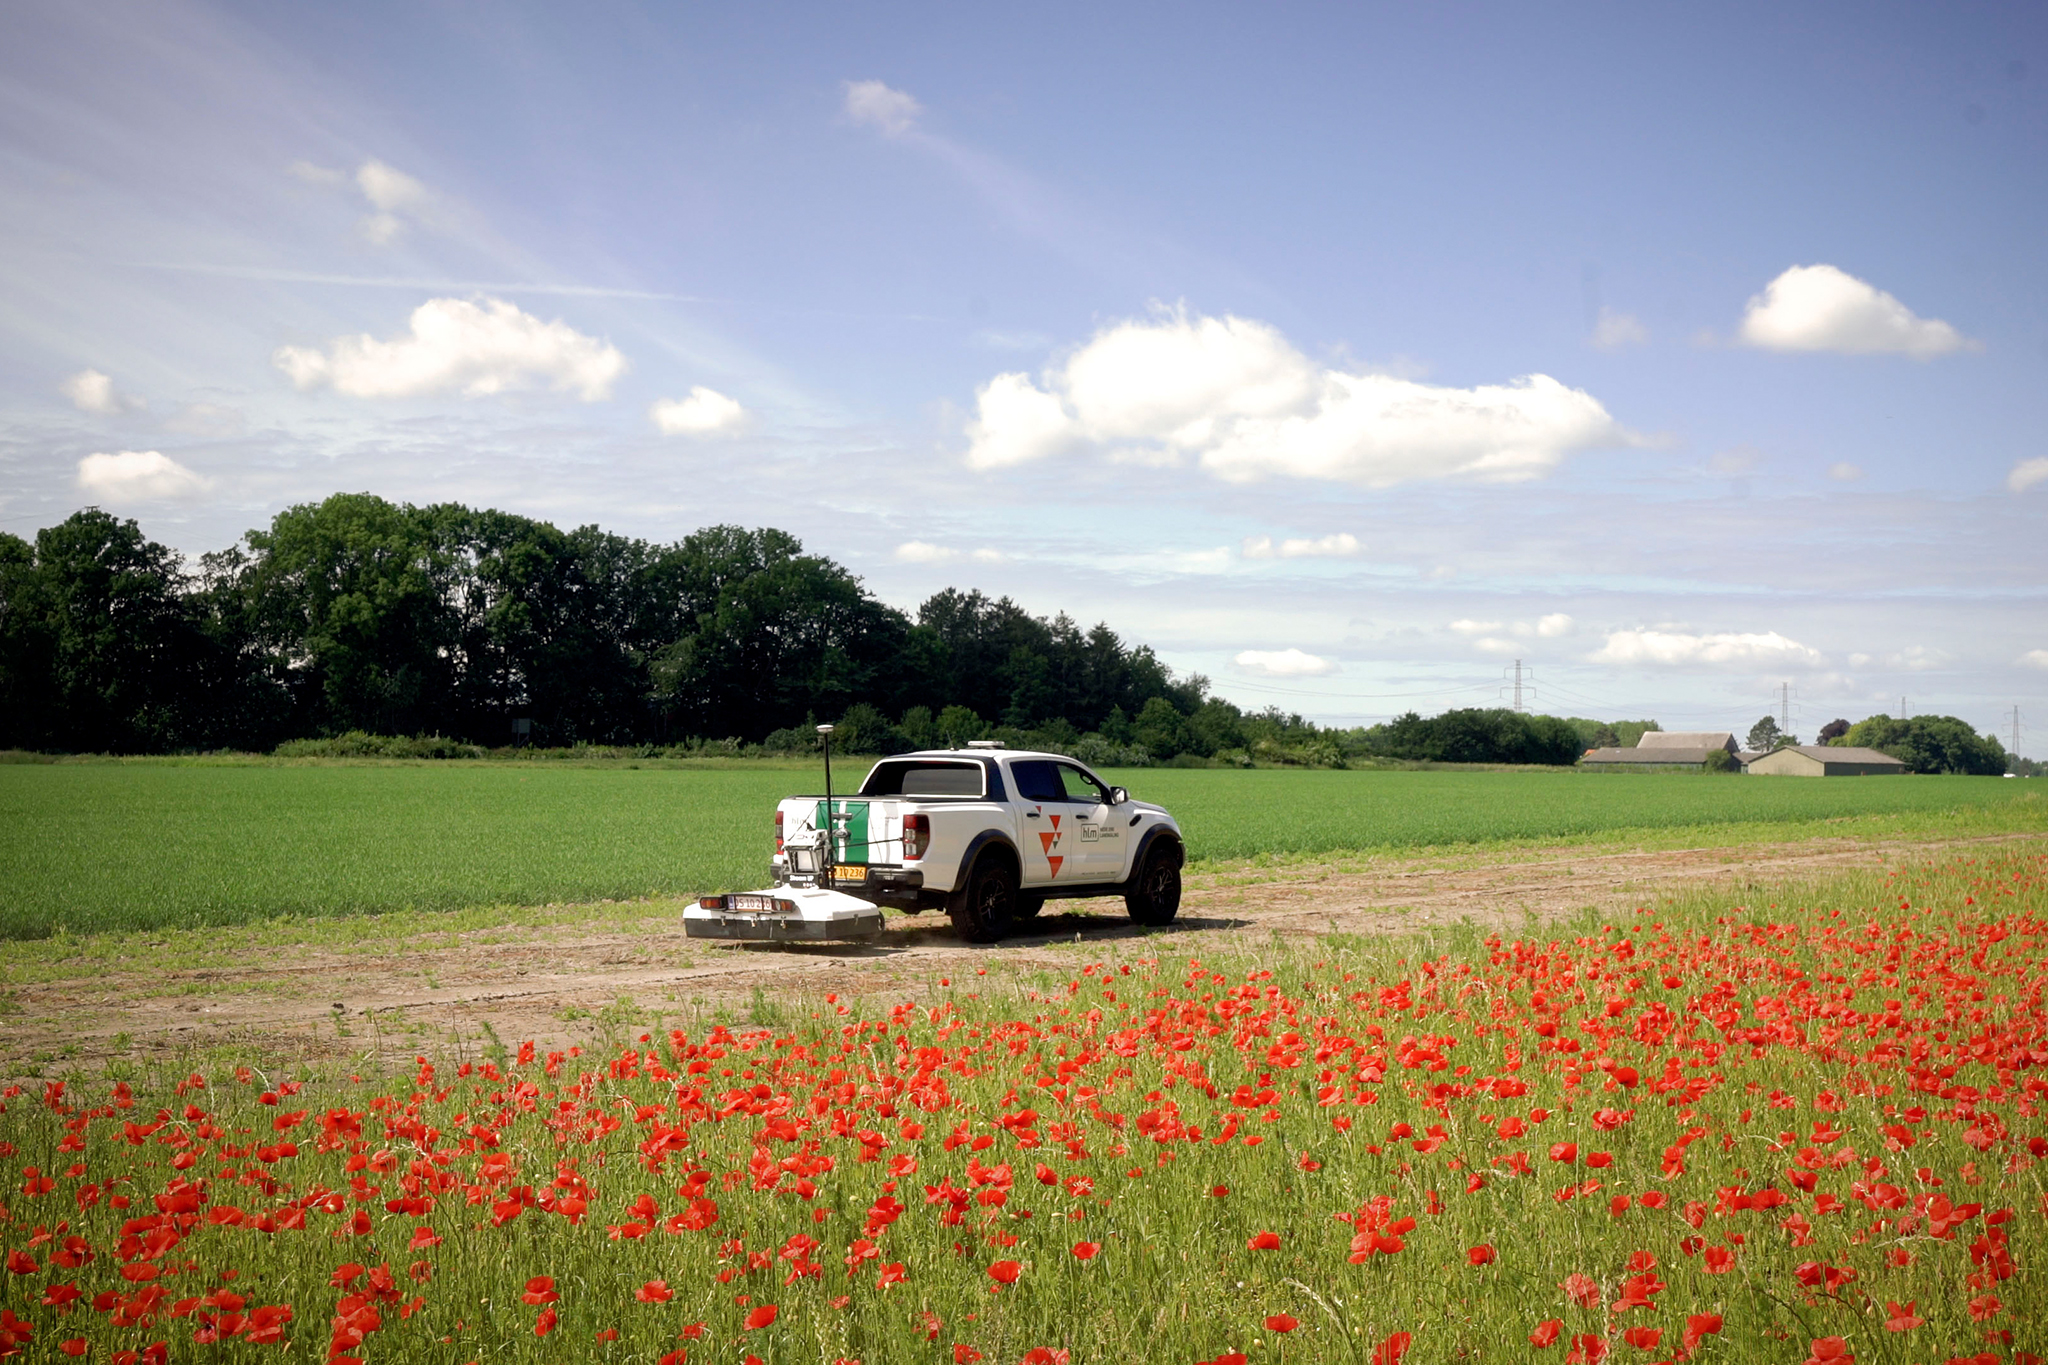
<box><xmin>1109</xmin><ymin>765</ymin><xmax>2045</xmax><ymax>863</ymax></box>
<box><xmin>0</xmin><ymin>760</ymin><xmax>2040</xmax><ymax>940</ymax></box>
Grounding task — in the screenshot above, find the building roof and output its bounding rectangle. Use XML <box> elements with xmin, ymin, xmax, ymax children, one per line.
<box><xmin>1637</xmin><ymin>731</ymin><xmax>1737</xmax><ymax>751</ymax></box>
<box><xmin>1581</xmin><ymin>747</ymin><xmax>1719</xmax><ymax>765</ymax></box>
<box><xmin>1771</xmin><ymin>745</ymin><xmax>1908</xmax><ymax>766</ymax></box>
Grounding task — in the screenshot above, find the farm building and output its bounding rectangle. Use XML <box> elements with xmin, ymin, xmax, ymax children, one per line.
<box><xmin>1579</xmin><ymin>731</ymin><xmax>1739</xmax><ymax>771</ymax></box>
<box><xmin>1745</xmin><ymin>745</ymin><xmax>1909</xmax><ymax>777</ymax></box>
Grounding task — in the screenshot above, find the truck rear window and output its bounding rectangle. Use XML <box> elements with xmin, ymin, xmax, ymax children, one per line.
<box><xmin>859</xmin><ymin>761</ymin><xmax>985</xmax><ymax>797</ymax></box>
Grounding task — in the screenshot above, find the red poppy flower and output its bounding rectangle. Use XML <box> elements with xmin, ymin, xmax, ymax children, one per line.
<box><xmin>522</xmin><ymin>1276</ymin><xmax>559</xmax><ymax>1305</ymax></box>
<box><xmin>1071</xmin><ymin>1242</ymin><xmax>1100</xmax><ymax>1261</ymax></box>
<box><xmin>1549</xmin><ymin>1142</ymin><xmax>1578</xmax><ymax>1164</ymax></box>
<box><xmin>1246</xmin><ymin>1231</ymin><xmax>1280</xmax><ymax>1251</ymax></box>
<box><xmin>534</xmin><ymin>1306</ymin><xmax>557</xmax><ymax>1337</ymax></box>
<box><xmin>1566</xmin><ymin>1334</ymin><xmax>1608</xmax><ymax>1364</ymax></box>
<box><xmin>1372</xmin><ymin>1331</ymin><xmax>1412</xmax><ymax>1365</ymax></box>
<box><xmin>1622</xmin><ymin>1327</ymin><xmax>1660</xmax><ymax>1351</ymax></box>
<box><xmin>987</xmin><ymin>1261</ymin><xmax>1021</xmax><ymax>1286</ymax></box>
<box><xmin>1467</xmin><ymin>1245</ymin><xmax>1496</xmax><ymax>1266</ymax></box>
<box><xmin>1882</xmin><ymin>1301</ymin><xmax>1923</xmax><ymax>1332</ymax></box>
<box><xmin>953</xmin><ymin>1346</ymin><xmax>984</xmax><ymax>1364</ymax></box>
<box><xmin>877</xmin><ymin>1262</ymin><xmax>908</xmax><ymax>1289</ymax></box>
<box><xmin>6</xmin><ymin>1252</ymin><xmax>38</xmax><ymax>1276</ymax></box>
<box><xmin>1209</xmin><ymin>1185</ymin><xmax>1228</xmax><ymax>1197</ymax></box>
<box><xmin>1019</xmin><ymin>1351</ymin><xmax>1069</xmax><ymax>1365</ymax></box>
<box><xmin>638</xmin><ymin>1280</ymin><xmax>674</xmax><ymax>1304</ymax></box>
<box><xmin>1802</xmin><ymin>1338</ymin><xmax>1853</xmax><ymax>1365</ymax></box>
<box><xmin>1682</xmin><ymin>1316</ymin><xmax>1723</xmax><ymax>1351</ymax></box>
<box><xmin>408</xmin><ymin>1227</ymin><xmax>441</xmax><ymax>1250</ymax></box>
<box><xmin>1265</xmin><ymin>1315</ymin><xmax>1298</xmax><ymax>1333</ymax></box>
<box><xmin>60</xmin><ymin>1342</ymin><xmax>88</xmax><ymax>1358</ymax></box>
<box><xmin>745</xmin><ymin>1304</ymin><xmax>778</xmax><ymax>1330</ymax></box>
<box><xmin>1530</xmin><ymin>1320</ymin><xmax>1563</xmax><ymax>1348</ymax></box>
<box><xmin>1561</xmin><ymin>1274</ymin><xmax>1601</xmax><ymax>1309</ymax></box>
<box><xmin>658</xmin><ymin>1351</ymin><xmax>688</xmax><ymax>1365</ymax></box>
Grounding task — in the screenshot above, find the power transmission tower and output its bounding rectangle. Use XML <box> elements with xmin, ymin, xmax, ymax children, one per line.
<box><xmin>1900</xmin><ymin>696</ymin><xmax>1907</xmax><ymax>721</ymax></box>
<box><xmin>2014</xmin><ymin>705</ymin><xmax>2023</xmax><ymax>756</ymax></box>
<box><xmin>1499</xmin><ymin>660</ymin><xmax>1529</xmax><ymax>713</ymax></box>
<box><xmin>1780</xmin><ymin>681</ymin><xmax>1790</xmax><ymax>736</ymax></box>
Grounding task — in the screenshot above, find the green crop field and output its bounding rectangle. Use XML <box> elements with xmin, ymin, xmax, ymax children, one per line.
<box><xmin>0</xmin><ymin>759</ymin><xmax>2040</xmax><ymax>939</ymax></box>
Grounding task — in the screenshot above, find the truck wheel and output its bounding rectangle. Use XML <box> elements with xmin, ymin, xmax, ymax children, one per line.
<box><xmin>1124</xmin><ymin>839</ymin><xmax>1183</xmax><ymax>926</ymax></box>
<box><xmin>949</xmin><ymin>855</ymin><xmax>1017</xmax><ymax>943</ymax></box>
<box><xmin>1014</xmin><ymin>893</ymin><xmax>1046</xmax><ymax>920</ymax></box>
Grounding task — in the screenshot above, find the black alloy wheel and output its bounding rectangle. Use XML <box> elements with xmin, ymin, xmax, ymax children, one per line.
<box><xmin>1124</xmin><ymin>839</ymin><xmax>1183</xmax><ymax>926</ymax></box>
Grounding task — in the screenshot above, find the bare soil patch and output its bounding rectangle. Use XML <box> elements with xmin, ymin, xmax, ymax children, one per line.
<box><xmin>5</xmin><ymin>831</ymin><xmax>2034</xmax><ymax>1074</ymax></box>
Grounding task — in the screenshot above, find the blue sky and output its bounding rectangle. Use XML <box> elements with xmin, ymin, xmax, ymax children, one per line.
<box><xmin>3</xmin><ymin>0</ymin><xmax>2044</xmax><ymax>750</ymax></box>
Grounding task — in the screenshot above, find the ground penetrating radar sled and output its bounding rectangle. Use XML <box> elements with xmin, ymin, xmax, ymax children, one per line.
<box><xmin>683</xmin><ymin>724</ymin><xmax>886</xmax><ymax>944</ymax></box>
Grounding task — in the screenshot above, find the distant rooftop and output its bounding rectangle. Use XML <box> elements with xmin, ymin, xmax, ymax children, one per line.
<box><xmin>1637</xmin><ymin>731</ymin><xmax>1737</xmax><ymax>753</ymax></box>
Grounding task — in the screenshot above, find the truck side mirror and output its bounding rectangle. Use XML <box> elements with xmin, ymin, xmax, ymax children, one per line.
<box><xmin>1109</xmin><ymin>786</ymin><xmax>1128</xmax><ymax>805</ymax></box>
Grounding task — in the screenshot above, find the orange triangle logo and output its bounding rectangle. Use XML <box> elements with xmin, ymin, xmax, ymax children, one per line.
<box><xmin>1039</xmin><ymin>832</ymin><xmax>1058</xmax><ymax>853</ymax></box>
<box><xmin>1049</xmin><ymin>814</ymin><xmax>1061</xmax><ymax>830</ymax></box>
<box><xmin>1046</xmin><ymin>856</ymin><xmax>1063</xmax><ymax>877</ymax></box>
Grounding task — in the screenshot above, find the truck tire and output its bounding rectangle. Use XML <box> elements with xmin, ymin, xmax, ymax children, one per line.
<box><xmin>949</xmin><ymin>854</ymin><xmax>1018</xmax><ymax>943</ymax></box>
<box><xmin>1124</xmin><ymin>838</ymin><xmax>1183</xmax><ymax>926</ymax></box>
<box><xmin>1014</xmin><ymin>892</ymin><xmax>1046</xmax><ymax>920</ymax></box>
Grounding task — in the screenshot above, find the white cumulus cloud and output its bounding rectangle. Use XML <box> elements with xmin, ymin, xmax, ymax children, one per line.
<box><xmin>2022</xmin><ymin>649</ymin><xmax>2048</xmax><ymax>670</ymax></box>
<box><xmin>76</xmin><ymin>450</ymin><xmax>208</xmax><ymax>500</ymax></box>
<box><xmin>964</xmin><ymin>307</ymin><xmax>1630</xmax><ymax>485</ymax></box>
<box><xmin>275</xmin><ymin>297</ymin><xmax>626</xmax><ymax>401</ymax></box>
<box><xmin>2008</xmin><ymin>458</ymin><xmax>2048</xmax><ymax>493</ymax></box>
<box><xmin>1589</xmin><ymin>307</ymin><xmax>1648</xmax><ymax>351</ymax></box>
<box><xmin>355</xmin><ymin>158</ymin><xmax>431</xmax><ymax>243</ymax></box>
<box><xmin>1536</xmin><ymin>613</ymin><xmax>1574</xmax><ymax>638</ymax></box>
<box><xmin>651</xmin><ymin>387</ymin><xmax>746</xmax><ymax>436</ymax></box>
<box><xmin>1828</xmin><ymin>461</ymin><xmax>1865</xmax><ymax>481</ymax></box>
<box><xmin>1737</xmin><ymin>264</ymin><xmax>1977</xmax><ymax>357</ymax></box>
<box><xmin>1591</xmin><ymin>628</ymin><xmax>1823</xmax><ymax>668</ymax></box>
<box><xmin>59</xmin><ymin>368</ymin><xmax>143</xmax><ymax>413</ymax></box>
<box><xmin>1241</xmin><ymin>532</ymin><xmax>1360</xmax><ymax>559</ymax></box>
<box><xmin>892</xmin><ymin>542</ymin><xmax>1003</xmax><ymax>565</ymax></box>
<box><xmin>1234</xmin><ymin>648</ymin><xmax>1336</xmax><ymax>677</ymax></box>
<box><xmin>1449</xmin><ymin>619</ymin><xmax>1504</xmax><ymax>636</ymax></box>
<box><xmin>845</xmin><ymin>80</ymin><xmax>922</xmax><ymax>136</ymax></box>
<box><xmin>894</xmin><ymin>541</ymin><xmax>954</xmax><ymax>563</ymax></box>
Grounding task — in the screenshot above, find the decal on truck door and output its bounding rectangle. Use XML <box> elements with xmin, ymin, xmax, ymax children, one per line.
<box><xmin>1038</xmin><ymin>811</ymin><xmax>1064</xmax><ymax>877</ymax></box>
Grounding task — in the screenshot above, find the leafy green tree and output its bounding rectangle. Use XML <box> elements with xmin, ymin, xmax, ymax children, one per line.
<box><xmin>1746</xmin><ymin>716</ymin><xmax>1783</xmax><ymax>751</ymax></box>
<box><xmin>1367</xmin><ymin>709</ymin><xmax>1581</xmax><ymax>765</ymax></box>
<box><xmin>241</xmin><ymin>493</ymin><xmax>456</xmax><ymax>737</ymax></box>
<box><xmin>0</xmin><ymin>510</ymin><xmax>212</xmax><ymax>751</ymax></box>
<box><xmin>831</xmin><ymin>702</ymin><xmax>903</xmax><ymax>755</ymax></box>
<box><xmin>935</xmin><ymin>705</ymin><xmax>985</xmax><ymax>748</ymax></box>
<box><xmin>1842</xmin><ymin>714</ymin><xmax>2007</xmax><ymax>775</ymax></box>
<box><xmin>1134</xmin><ymin>695</ymin><xmax>1194</xmax><ymax>759</ymax></box>
<box><xmin>1817</xmin><ymin>718</ymin><xmax>1851</xmax><ymax>744</ymax></box>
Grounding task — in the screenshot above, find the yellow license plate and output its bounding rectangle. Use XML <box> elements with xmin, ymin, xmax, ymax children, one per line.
<box><xmin>833</xmin><ymin>867</ymin><xmax>868</xmax><ymax>884</ymax></box>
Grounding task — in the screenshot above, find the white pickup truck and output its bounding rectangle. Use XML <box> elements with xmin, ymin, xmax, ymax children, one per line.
<box><xmin>686</xmin><ymin>744</ymin><xmax>1185</xmax><ymax>943</ymax></box>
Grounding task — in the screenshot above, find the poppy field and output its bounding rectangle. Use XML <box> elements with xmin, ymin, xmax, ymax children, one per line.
<box><xmin>0</xmin><ymin>849</ymin><xmax>2043</xmax><ymax>1364</ymax></box>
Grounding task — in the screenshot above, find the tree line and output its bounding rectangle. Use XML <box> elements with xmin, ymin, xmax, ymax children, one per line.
<box><xmin>5</xmin><ymin>497</ymin><xmax>2022</xmax><ymax>772</ymax></box>
<box><xmin>0</xmin><ymin>496</ymin><xmax>1228</xmax><ymax>755</ymax></box>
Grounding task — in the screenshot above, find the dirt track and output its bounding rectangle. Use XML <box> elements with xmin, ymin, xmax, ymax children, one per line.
<box><xmin>4</xmin><ymin>832</ymin><xmax>2032</xmax><ymax>1074</ymax></box>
